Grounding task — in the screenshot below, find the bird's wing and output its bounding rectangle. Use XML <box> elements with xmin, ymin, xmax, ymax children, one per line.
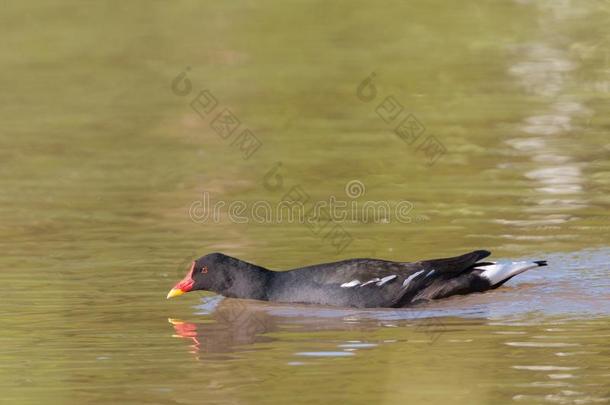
<box><xmin>414</xmin><ymin>250</ymin><xmax>491</xmax><ymax>274</ymax></box>
<box><xmin>281</xmin><ymin>251</ymin><xmax>492</xmax><ymax>308</ymax></box>
<box><xmin>303</xmin><ymin>258</ymin><xmax>408</xmax><ymax>285</ymax></box>
<box><xmin>294</xmin><ymin>259</ymin><xmax>424</xmax><ymax>308</ymax></box>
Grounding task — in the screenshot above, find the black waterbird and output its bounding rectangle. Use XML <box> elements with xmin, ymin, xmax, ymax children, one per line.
<box><xmin>167</xmin><ymin>250</ymin><xmax>547</xmax><ymax>308</ymax></box>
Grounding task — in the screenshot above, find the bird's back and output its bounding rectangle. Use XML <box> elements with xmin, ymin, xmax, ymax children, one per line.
<box><xmin>267</xmin><ymin>258</ymin><xmax>427</xmax><ymax>307</ymax></box>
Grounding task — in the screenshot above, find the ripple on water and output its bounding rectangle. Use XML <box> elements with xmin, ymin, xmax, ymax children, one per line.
<box><xmin>555</xmin><ymin>351</ymin><xmax>598</xmax><ymax>357</ymax></box>
<box><xmin>505</xmin><ymin>342</ymin><xmax>581</xmax><ymax>348</ymax></box>
<box><xmin>295</xmin><ymin>352</ymin><xmax>354</xmax><ymax>357</ymax></box>
<box><xmin>512</xmin><ymin>365</ymin><xmax>580</xmax><ymax>371</ymax></box>
<box><xmin>337</xmin><ymin>343</ymin><xmax>378</xmax><ymax>349</ymax></box>
<box><xmin>548</xmin><ymin>374</ymin><xmax>576</xmax><ymax>379</ymax></box>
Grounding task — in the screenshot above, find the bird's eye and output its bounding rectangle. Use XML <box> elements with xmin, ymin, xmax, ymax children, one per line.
<box><xmin>201</xmin><ymin>266</ymin><xmax>208</xmax><ymax>274</ymax></box>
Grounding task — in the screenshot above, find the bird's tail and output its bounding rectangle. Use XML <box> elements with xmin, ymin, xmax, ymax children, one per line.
<box><xmin>476</xmin><ymin>260</ymin><xmax>547</xmax><ymax>288</ymax></box>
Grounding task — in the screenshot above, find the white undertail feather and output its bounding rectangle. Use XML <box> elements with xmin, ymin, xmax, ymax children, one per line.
<box><xmin>477</xmin><ymin>261</ymin><xmax>541</xmax><ymax>286</ymax></box>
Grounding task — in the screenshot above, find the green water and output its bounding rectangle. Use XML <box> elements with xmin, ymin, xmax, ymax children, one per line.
<box><xmin>1</xmin><ymin>1</ymin><xmax>609</xmax><ymax>404</ymax></box>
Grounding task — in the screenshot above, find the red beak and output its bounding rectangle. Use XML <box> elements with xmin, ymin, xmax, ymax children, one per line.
<box><xmin>167</xmin><ymin>261</ymin><xmax>196</xmax><ymax>299</ymax></box>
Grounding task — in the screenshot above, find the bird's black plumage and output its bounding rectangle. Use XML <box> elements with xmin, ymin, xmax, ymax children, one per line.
<box><xmin>167</xmin><ymin>250</ymin><xmax>547</xmax><ymax>308</ymax></box>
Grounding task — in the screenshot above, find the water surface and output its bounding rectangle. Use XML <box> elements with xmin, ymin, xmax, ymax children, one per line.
<box><xmin>1</xmin><ymin>0</ymin><xmax>609</xmax><ymax>404</ymax></box>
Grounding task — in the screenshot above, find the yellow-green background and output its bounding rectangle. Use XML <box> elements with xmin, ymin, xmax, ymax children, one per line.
<box><xmin>1</xmin><ymin>1</ymin><xmax>609</xmax><ymax>404</ymax></box>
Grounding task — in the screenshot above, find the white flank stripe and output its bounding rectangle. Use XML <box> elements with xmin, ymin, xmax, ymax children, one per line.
<box><xmin>402</xmin><ymin>270</ymin><xmax>425</xmax><ymax>287</ymax></box>
<box><xmin>376</xmin><ymin>275</ymin><xmax>397</xmax><ymax>286</ymax></box>
<box><xmin>341</xmin><ymin>279</ymin><xmax>361</xmax><ymax>288</ymax></box>
<box><xmin>360</xmin><ymin>278</ymin><xmax>381</xmax><ymax>287</ymax></box>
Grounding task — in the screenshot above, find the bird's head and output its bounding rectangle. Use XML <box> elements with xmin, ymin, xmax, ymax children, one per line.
<box><xmin>166</xmin><ymin>253</ymin><xmax>233</xmax><ymax>299</ymax></box>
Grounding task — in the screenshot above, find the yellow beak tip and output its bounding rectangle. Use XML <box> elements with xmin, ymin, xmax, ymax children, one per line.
<box><xmin>166</xmin><ymin>288</ymin><xmax>185</xmax><ymax>299</ymax></box>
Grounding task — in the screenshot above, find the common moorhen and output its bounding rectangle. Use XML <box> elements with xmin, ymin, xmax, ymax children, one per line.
<box><xmin>166</xmin><ymin>250</ymin><xmax>547</xmax><ymax>308</ymax></box>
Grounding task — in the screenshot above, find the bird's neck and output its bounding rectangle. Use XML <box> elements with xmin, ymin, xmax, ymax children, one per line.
<box><xmin>219</xmin><ymin>260</ymin><xmax>274</xmax><ymax>300</ymax></box>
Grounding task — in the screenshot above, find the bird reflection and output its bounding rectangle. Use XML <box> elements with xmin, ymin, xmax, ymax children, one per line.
<box><xmin>169</xmin><ymin>318</ymin><xmax>201</xmax><ymax>353</ymax></box>
<box><xmin>168</xmin><ymin>295</ymin><xmax>493</xmax><ymax>360</ymax></box>
<box><xmin>169</xmin><ymin>299</ymin><xmax>277</xmax><ymax>358</ymax></box>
